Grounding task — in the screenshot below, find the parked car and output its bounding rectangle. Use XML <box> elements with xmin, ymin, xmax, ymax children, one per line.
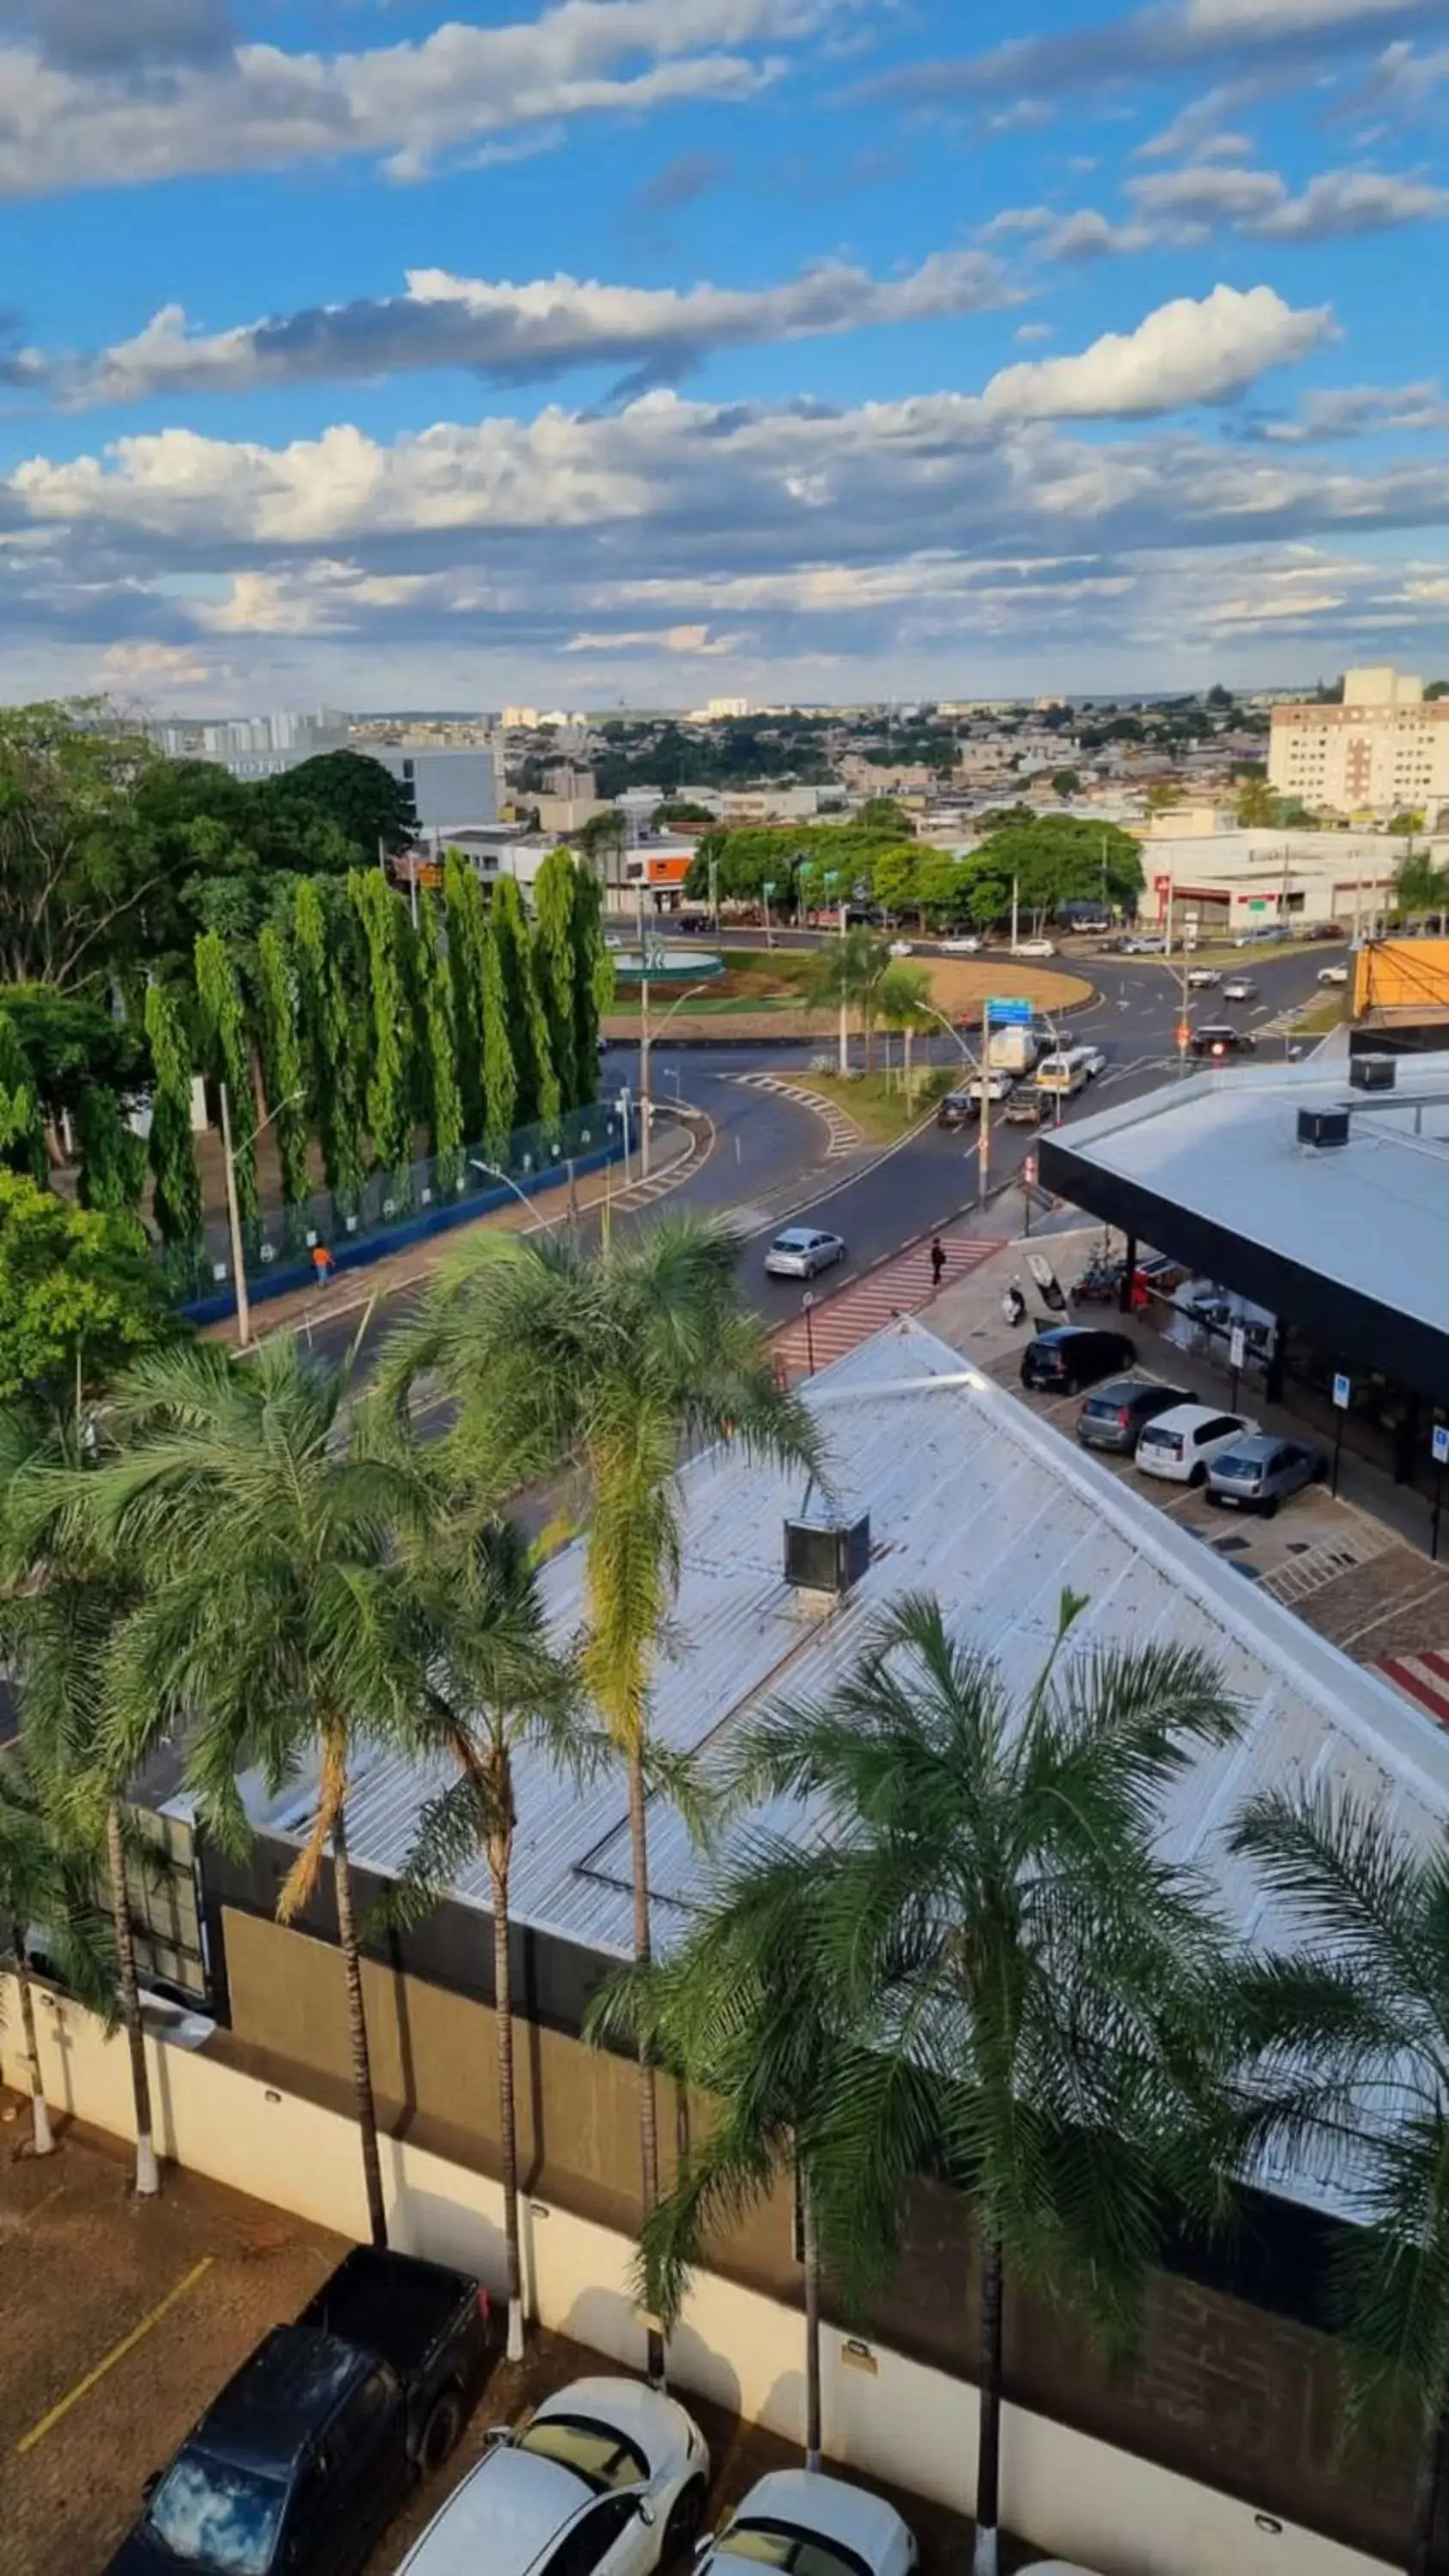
<box><xmin>1206</xmin><ymin>1435</ymin><xmax>1326</xmax><ymax>1514</ymax></box>
<box><xmin>1076</xmin><ymin>1376</ymin><xmax>1194</xmax><ymax>1455</ymax></box>
<box><xmin>1318</xmin><ymin>963</ymin><xmax>1349</xmax><ymax>985</ymax></box>
<box><xmin>765</xmin><ymin>1227</ymin><xmax>847</xmax><ymax>1280</ymax></box>
<box><xmin>397</xmin><ymin>2377</ymin><xmax>710</xmax><ymax>2576</ymax></box>
<box><xmin>1120</xmin><ymin>935</ymin><xmax>1165</xmax><ymax>954</ymax></box>
<box><xmin>1190</xmin><ymin>1024</ymin><xmax>1256</xmax><ymax>1060</ymax></box>
<box><xmin>104</xmin><ymin>2249</ymin><xmax>494</xmax><ymax>2576</ymax></box>
<box><xmin>939</xmin><ymin>934</ymin><xmax>983</xmax><ymax>954</ymax></box>
<box><xmin>1185</xmin><ymin>966</ymin><xmax>1221</xmax><ymax>988</ymax></box>
<box><xmin>888</xmin><ymin>939</ymin><xmax>914</xmax><ymax>957</ymax></box>
<box><xmin>1134</xmin><ymin>1404</ymin><xmax>1261</xmax><ymax>1485</ymax></box>
<box><xmin>1307</xmin><ymin>920</ymin><xmax>1346</xmax><ymax>940</ymax></box>
<box><xmin>697</xmin><ymin>2470</ymin><xmax>917</xmax><ymax>2576</ymax></box>
<box><xmin>935</xmin><ymin>1090</ymin><xmax>978</xmax><ymax>1129</ymax></box>
<box><xmin>1022</xmin><ymin>1326</ymin><xmax>1137</xmax><ymax>1395</ymax></box>
<box><xmin>1009</xmin><ymin>938</ymin><xmax>1057</xmax><ymax>958</ymax></box>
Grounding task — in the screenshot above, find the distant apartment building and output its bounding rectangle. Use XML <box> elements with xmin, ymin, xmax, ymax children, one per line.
<box><xmin>146</xmin><ymin>707</ymin><xmax>350</xmax><ymax>774</ymax></box>
<box><xmin>688</xmin><ymin>696</ymin><xmax>750</xmax><ymax>721</ymax></box>
<box><xmin>501</xmin><ymin>705</ymin><xmax>540</xmax><ymax>729</ymax></box>
<box><xmin>373</xmin><ymin>739</ymin><xmax>504</xmax><ymax>834</ymax></box>
<box><xmin>1269</xmin><ymin>667</ymin><xmax>1449</xmax><ymax>817</ymax></box>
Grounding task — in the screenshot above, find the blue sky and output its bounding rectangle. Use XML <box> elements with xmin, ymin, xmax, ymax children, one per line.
<box><xmin>1</xmin><ymin>0</ymin><xmax>1446</xmax><ymax>709</ymax></box>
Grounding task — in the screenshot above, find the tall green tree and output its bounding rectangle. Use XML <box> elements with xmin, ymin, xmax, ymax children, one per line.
<box><xmin>875</xmin><ymin>963</ymin><xmax>936</xmax><ymax>1105</ymax></box>
<box><xmin>194</xmin><ymin>930</ymin><xmax>258</xmax><ymax>1224</ymax></box>
<box><xmin>142</xmin><ymin>981</ymin><xmax>202</xmax><ymax>1248</ymax></box>
<box><xmin>350</xmin><ymin>871</ymin><xmax>416</xmax><ymax>1173</ymax></box>
<box><xmin>293</xmin><ymin>878</ymin><xmax>366</xmax><ymax>1197</ymax></box>
<box><xmin>71</xmin><ymin>1337</ymin><xmax>448</xmax><ymax>2248</ymax></box>
<box><xmin>382</xmin><ymin>1218</ymin><xmax>822</xmax><ymax>2380</ymax></box>
<box><xmin>415</xmin><ymin>897</ymin><xmax>465</xmax><ymax>1165</ymax></box>
<box><xmin>0</xmin><ymin>1740</ymin><xmax>115</xmax><ymax>2156</ymax></box>
<box><xmin>0</xmin><ymin>1172</ymin><xmax>172</xmax><ymax>1406</ymax></box>
<box><xmin>264</xmin><ymin>749</ymin><xmax>414</xmax><ymax>862</ymax></box>
<box><xmin>802</xmin><ymin>927</ymin><xmax>894</xmax><ymax>1071</ymax></box>
<box><xmin>1230</xmin><ymin>1786</ymin><xmax>1449</xmax><ymax>2576</ymax></box>
<box><xmin>532</xmin><ymin>848</ymin><xmax>580</xmax><ymax>1110</ymax></box>
<box><xmin>571</xmin><ymin>866</ymin><xmax>612</xmax><ymax>1104</ymax></box>
<box><xmin>385</xmin><ymin>1516</ymin><xmax>588</xmax><ymax>2359</ymax></box>
<box><xmin>491</xmin><ymin>878</ymin><xmax>557</xmax><ymax>1127</ymax></box>
<box><xmin>443</xmin><ymin>854</ymin><xmax>490</xmax><ymax>1143</ymax></box>
<box><xmin>729</xmin><ymin>1593</ymin><xmax>1241</xmax><ymax>2576</ymax></box>
<box><xmin>254</xmin><ymin>924</ymin><xmax>312</xmax><ymax>1210</ymax></box>
<box><xmin>0</xmin><ymin>1007</ymin><xmax>48</xmax><ymax>1182</ymax></box>
<box><xmin>481</xmin><ymin>920</ymin><xmax>518</xmax><ymax>1152</ymax></box>
<box><xmin>0</xmin><ymin>702</ymin><xmax>172</xmax><ymax>991</ymax></box>
<box><xmin>76</xmin><ymin>1085</ymin><xmax>147</xmax><ymax>1217</ymax></box>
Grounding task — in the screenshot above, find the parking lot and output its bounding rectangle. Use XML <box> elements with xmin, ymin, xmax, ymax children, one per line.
<box><xmin>2</xmin><ymin>2099</ymin><xmax>1003</xmax><ymax>2576</ymax></box>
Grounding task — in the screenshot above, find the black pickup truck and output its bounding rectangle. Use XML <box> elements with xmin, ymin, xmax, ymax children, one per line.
<box><xmin>100</xmin><ymin>2246</ymin><xmax>493</xmax><ymax>2576</ymax></box>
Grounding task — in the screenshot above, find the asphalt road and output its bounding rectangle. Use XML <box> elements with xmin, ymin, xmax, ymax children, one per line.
<box><xmin>300</xmin><ymin>940</ymin><xmax>1343</xmax><ymax>1378</ymax></box>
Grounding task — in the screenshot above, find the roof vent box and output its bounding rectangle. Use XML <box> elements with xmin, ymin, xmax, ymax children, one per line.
<box><xmin>1349</xmin><ymin>1056</ymin><xmax>1397</xmax><ymax>1092</ymax></box>
<box><xmin>1297</xmin><ymin>1107</ymin><xmax>1350</xmax><ymax>1151</ymax></box>
<box><xmin>784</xmin><ymin>1514</ymin><xmax>870</xmax><ymax>1596</ymax></box>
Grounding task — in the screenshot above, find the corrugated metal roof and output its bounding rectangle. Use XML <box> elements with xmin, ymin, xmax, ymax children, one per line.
<box><xmin>265</xmin><ymin>1319</ymin><xmax>1449</xmax><ymax>2023</ymax></box>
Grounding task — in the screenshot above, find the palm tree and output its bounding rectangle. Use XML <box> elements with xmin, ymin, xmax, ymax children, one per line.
<box><xmin>728</xmin><ymin>1590</ymin><xmax>1242</xmax><ymax>2576</ymax></box>
<box><xmin>1228</xmin><ymin>1783</ymin><xmax>1449</xmax><ymax>2576</ymax></box>
<box><xmin>0</xmin><ymin>1741</ymin><xmax>115</xmax><ymax>2157</ymax></box>
<box><xmin>0</xmin><ymin>1407</ymin><xmax>161</xmax><ymax>2196</ymax></box>
<box><xmin>382</xmin><ymin>1515</ymin><xmax>591</xmax><ymax>2360</ymax></box>
<box><xmin>590</xmin><ymin>1851</ymin><xmax>880</xmax><ymax>2470</ymax></box>
<box><xmin>803</xmin><ymin>927</ymin><xmax>894</xmax><ymax>1072</ymax></box>
<box><xmin>875</xmin><ymin>963</ymin><xmax>936</xmax><ymax>1109</ymax></box>
<box><xmin>70</xmin><ymin>1336</ymin><xmax>447</xmax><ymax>2249</ymax></box>
<box><xmin>381</xmin><ymin>1216</ymin><xmax>822</xmax><ymax>2378</ymax></box>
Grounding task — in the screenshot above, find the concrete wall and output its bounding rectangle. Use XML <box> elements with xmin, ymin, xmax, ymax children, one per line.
<box><xmin>0</xmin><ymin>1961</ymin><xmax>1406</xmax><ymax>2576</ymax></box>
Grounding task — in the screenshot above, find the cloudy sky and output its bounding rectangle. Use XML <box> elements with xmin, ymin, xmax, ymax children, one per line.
<box><xmin>2</xmin><ymin>0</ymin><xmax>1447</xmax><ymax>712</ymax></box>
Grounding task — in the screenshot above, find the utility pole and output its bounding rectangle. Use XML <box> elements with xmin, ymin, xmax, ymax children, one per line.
<box><xmin>709</xmin><ymin>850</ymin><xmax>719</xmax><ymax>932</ymax></box>
<box><xmin>218</xmin><ymin>1078</ymin><xmax>252</xmax><ymax>1351</ymax></box>
<box><xmin>635</xmin><ymin>878</ymin><xmax>652</xmax><ymax>1181</ymax></box>
<box><xmin>837</xmin><ymin>890</ymin><xmax>848</xmax><ymax>1076</ymax></box>
<box><xmin>1010</xmin><ymin>875</ymin><xmax>1020</xmax><ymax>953</ymax></box>
<box><xmin>978</xmin><ymin>999</ymin><xmax>991</xmax><ymax>1200</ymax></box>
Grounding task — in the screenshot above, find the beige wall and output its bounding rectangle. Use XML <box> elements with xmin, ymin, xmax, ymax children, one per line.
<box><xmin>0</xmin><ymin>1969</ymin><xmax>1396</xmax><ymax>2576</ymax></box>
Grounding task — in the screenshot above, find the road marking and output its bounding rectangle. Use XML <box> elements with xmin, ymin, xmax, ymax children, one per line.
<box><xmin>15</xmin><ymin>2256</ymin><xmax>215</xmax><ymax>2455</ymax></box>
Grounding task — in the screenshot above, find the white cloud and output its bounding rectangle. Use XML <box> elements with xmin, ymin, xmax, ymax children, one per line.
<box><xmin>869</xmin><ymin>0</ymin><xmax>1449</xmax><ymax>104</ymax></box>
<box><xmin>562</xmin><ymin>623</ymin><xmax>749</xmax><ymax>653</ymax></box>
<box><xmin>1015</xmin><ymin>322</ymin><xmax>1054</xmax><ymax>342</ymax></box>
<box><xmin>980</xmin><ymin>283</ymin><xmax>1332</xmax><ymax>421</ymax></box>
<box><xmin>1034</xmin><ymin>209</ymin><xmax>1153</xmax><ymax>259</ymax></box>
<box><xmin>10</xmin><ymin>248</ymin><xmax>1017</xmax><ymax>410</ymax></box>
<box><xmin>96</xmin><ymin>638</ymin><xmax>218</xmax><ymax>684</ymax></box>
<box><xmin>1129</xmin><ymin>163</ymin><xmax>1288</xmax><ymax>225</ymax></box>
<box><xmin>0</xmin><ymin>0</ymin><xmax>855</xmax><ymax>197</ymax></box>
<box><xmin>993</xmin><ymin>157</ymin><xmax>1449</xmax><ymax>265</ymax></box>
<box><xmin>1254</xmin><ymin>166</ymin><xmax>1449</xmax><ymax>232</ymax></box>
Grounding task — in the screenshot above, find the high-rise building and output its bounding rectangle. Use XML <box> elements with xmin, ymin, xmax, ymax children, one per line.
<box><xmin>1269</xmin><ymin>668</ymin><xmax>1449</xmax><ymax>817</ymax></box>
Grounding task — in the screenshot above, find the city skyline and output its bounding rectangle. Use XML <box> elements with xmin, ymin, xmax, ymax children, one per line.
<box><xmin>1</xmin><ymin>0</ymin><xmax>1446</xmax><ymax>709</ymax></box>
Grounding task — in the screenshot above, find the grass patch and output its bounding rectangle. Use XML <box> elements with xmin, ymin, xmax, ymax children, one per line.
<box><xmin>1288</xmin><ymin>995</ymin><xmax>1350</xmax><ymax>1036</ymax></box>
<box><xmin>795</xmin><ymin>1065</ymin><xmax>951</xmax><ymax>1143</ymax></box>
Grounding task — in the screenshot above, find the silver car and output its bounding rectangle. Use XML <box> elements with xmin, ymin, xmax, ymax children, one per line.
<box><xmin>764</xmin><ymin>1226</ymin><xmax>846</xmax><ymax>1280</ymax></box>
<box><xmin>1205</xmin><ymin>1435</ymin><xmax>1326</xmax><ymax>1516</ymax></box>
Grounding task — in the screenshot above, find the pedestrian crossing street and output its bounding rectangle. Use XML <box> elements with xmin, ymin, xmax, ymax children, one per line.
<box><xmin>772</xmin><ymin>1231</ymin><xmax>1008</xmax><ymax>1378</ymax></box>
<box><xmin>1374</xmin><ymin>1649</ymin><xmax>1449</xmax><ymax>1729</ymax></box>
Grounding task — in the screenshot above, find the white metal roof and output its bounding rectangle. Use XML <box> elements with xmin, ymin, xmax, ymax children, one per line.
<box><xmin>268</xmin><ymin>1321</ymin><xmax>1449</xmax><ymax>2050</ymax></box>
<box><xmin>1054</xmin><ymin>1050</ymin><xmax>1449</xmax><ymax>1342</ymax></box>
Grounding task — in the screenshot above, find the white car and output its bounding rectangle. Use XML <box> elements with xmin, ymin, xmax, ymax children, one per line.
<box><xmin>888</xmin><ymin>939</ymin><xmax>914</xmax><ymax>957</ymax></box>
<box><xmin>398</xmin><ymin>2377</ymin><xmax>710</xmax><ymax>2576</ymax></box>
<box><xmin>1221</xmin><ymin>976</ymin><xmax>1257</xmax><ymax>1003</ymax></box>
<box><xmin>765</xmin><ymin>1226</ymin><xmax>847</xmax><ymax>1280</ymax></box>
<box><xmin>699</xmin><ymin>2470</ymin><xmax>917</xmax><ymax>2576</ymax></box>
<box><xmin>968</xmin><ymin>1068</ymin><xmax>1016</xmax><ymax>1103</ymax></box>
<box><xmin>939</xmin><ymin>935</ymin><xmax>982</xmax><ymax>954</ymax></box>
<box><xmin>1135</xmin><ymin>1404</ymin><xmax>1261</xmax><ymax>1487</ymax></box>
<box><xmin>1077</xmin><ymin>1046</ymin><xmax>1106</xmax><ymax>1078</ymax></box>
<box><xmin>1185</xmin><ymin>967</ymin><xmax>1221</xmax><ymax>988</ymax></box>
<box><xmin>1009</xmin><ymin>939</ymin><xmax>1057</xmax><ymax>958</ymax></box>
<box><xmin>1318</xmin><ymin>963</ymin><xmax>1349</xmax><ymax>985</ymax></box>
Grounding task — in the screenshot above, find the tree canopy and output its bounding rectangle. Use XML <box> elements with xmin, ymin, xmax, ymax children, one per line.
<box><xmin>0</xmin><ymin>1170</ymin><xmax>173</xmax><ymax>1403</ymax></box>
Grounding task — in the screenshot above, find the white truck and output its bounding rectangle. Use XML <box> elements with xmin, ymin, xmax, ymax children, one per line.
<box><xmin>985</xmin><ymin>1022</ymin><xmax>1044</xmax><ymax>1077</ymax></box>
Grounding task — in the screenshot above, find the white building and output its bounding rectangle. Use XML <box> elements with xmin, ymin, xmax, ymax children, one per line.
<box><xmin>370</xmin><ymin>739</ymin><xmax>504</xmax><ymax>833</ymax></box>
<box><xmin>1269</xmin><ymin>667</ymin><xmax>1449</xmax><ymax>818</ymax></box>
<box><xmin>1140</xmin><ymin>817</ymin><xmax>1445</xmax><ymax>934</ymax></box>
<box><xmin>688</xmin><ymin>696</ymin><xmax>750</xmax><ymax>721</ymax></box>
<box><xmin>502</xmin><ymin>705</ymin><xmax>540</xmax><ymax>729</ymax></box>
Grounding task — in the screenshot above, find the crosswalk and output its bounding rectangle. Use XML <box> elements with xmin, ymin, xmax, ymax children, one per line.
<box><xmin>773</xmin><ymin>1230</ymin><xmax>1008</xmax><ymax>1378</ymax></box>
<box><xmin>732</xmin><ymin>1071</ymin><xmax>864</xmax><ymax>1158</ymax></box>
<box><xmin>1373</xmin><ymin>1649</ymin><xmax>1449</xmax><ymax>1728</ymax></box>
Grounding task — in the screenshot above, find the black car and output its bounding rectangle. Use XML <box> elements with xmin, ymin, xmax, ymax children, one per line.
<box><xmin>1021</xmin><ymin>1325</ymin><xmax>1137</xmax><ymax>1394</ymax></box>
<box><xmin>1190</xmin><ymin>1024</ymin><xmax>1256</xmax><ymax>1060</ymax></box>
<box><xmin>103</xmin><ymin>2249</ymin><xmax>493</xmax><ymax>2576</ymax></box>
<box><xmin>1076</xmin><ymin>1376</ymin><xmax>1193</xmax><ymax>1455</ymax></box>
<box><xmin>936</xmin><ymin>1090</ymin><xmax>978</xmax><ymax>1130</ymax></box>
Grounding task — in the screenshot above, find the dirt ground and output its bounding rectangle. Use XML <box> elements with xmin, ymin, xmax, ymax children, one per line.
<box><xmin>603</xmin><ymin>956</ymin><xmax>1092</xmax><ymax>1044</ymax></box>
<box><xmin>2</xmin><ymin>2101</ymin><xmax>1019</xmax><ymax>2576</ymax></box>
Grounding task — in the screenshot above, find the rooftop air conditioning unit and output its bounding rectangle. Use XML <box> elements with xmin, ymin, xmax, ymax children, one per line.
<box><xmin>784</xmin><ymin>1514</ymin><xmax>870</xmax><ymax>1597</ymax></box>
<box><xmin>1297</xmin><ymin>1107</ymin><xmax>1350</xmax><ymax>1151</ymax></box>
<box><xmin>1349</xmin><ymin>1056</ymin><xmax>1397</xmax><ymax>1092</ymax></box>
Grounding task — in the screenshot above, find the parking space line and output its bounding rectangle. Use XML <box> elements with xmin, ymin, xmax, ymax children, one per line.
<box><xmin>15</xmin><ymin>2256</ymin><xmax>215</xmax><ymax>2456</ymax></box>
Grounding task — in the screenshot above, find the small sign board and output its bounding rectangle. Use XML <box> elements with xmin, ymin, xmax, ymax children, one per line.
<box><xmin>1333</xmin><ymin>1372</ymin><xmax>1352</xmax><ymax>1411</ymax></box>
<box><xmin>761</xmin><ymin>880</ymin><xmax>776</xmax><ymax>896</ymax></box>
<box><xmin>1229</xmin><ymin>1325</ymin><xmax>1246</xmax><ymax>1371</ymax></box>
<box><xmin>1023</xmin><ymin>1151</ymin><xmax>1038</xmax><ymax>1188</ymax></box>
<box><xmin>1434</xmin><ymin>1425</ymin><xmax>1449</xmax><ymax>1468</ymax></box>
<box><xmin>987</xmin><ymin>996</ymin><xmax>1035</xmax><ymax>1025</ymax></box>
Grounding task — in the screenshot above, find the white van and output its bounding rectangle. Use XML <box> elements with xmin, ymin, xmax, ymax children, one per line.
<box><xmin>1034</xmin><ymin>1048</ymin><xmax>1094</xmax><ymax>1099</ymax></box>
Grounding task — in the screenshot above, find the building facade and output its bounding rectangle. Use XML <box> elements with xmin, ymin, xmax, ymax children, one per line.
<box><xmin>1269</xmin><ymin>667</ymin><xmax>1449</xmax><ymax>818</ymax></box>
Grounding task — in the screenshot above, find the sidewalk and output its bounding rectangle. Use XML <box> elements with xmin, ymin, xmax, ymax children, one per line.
<box><xmin>203</xmin><ymin>1115</ymin><xmax>703</xmax><ymax>1348</ymax></box>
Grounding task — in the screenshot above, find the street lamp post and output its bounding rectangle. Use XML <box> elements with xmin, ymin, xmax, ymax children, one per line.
<box><xmin>219</xmin><ymin>1078</ymin><xmax>306</xmax><ymax>1352</ymax></box>
<box><xmin>469</xmin><ymin>1155</ymin><xmax>559</xmax><ymax>1236</ymax></box>
<box><xmin>802</xmin><ymin>1290</ymin><xmax>816</xmax><ymax>1376</ymax></box>
<box><xmin>822</xmin><ymin>869</ymin><xmax>846</xmax><ymax>1075</ymax></box>
<box><xmin>640</xmin><ymin>980</ymin><xmax>709</xmax><ymax>1180</ymax></box>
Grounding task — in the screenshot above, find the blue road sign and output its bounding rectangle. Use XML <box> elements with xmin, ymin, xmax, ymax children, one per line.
<box><xmin>1434</xmin><ymin>1425</ymin><xmax>1449</xmax><ymax>1467</ymax></box>
<box><xmin>987</xmin><ymin>997</ymin><xmax>1034</xmax><ymax>1025</ymax></box>
<box><xmin>1333</xmin><ymin>1373</ymin><xmax>1352</xmax><ymax>1410</ymax></box>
